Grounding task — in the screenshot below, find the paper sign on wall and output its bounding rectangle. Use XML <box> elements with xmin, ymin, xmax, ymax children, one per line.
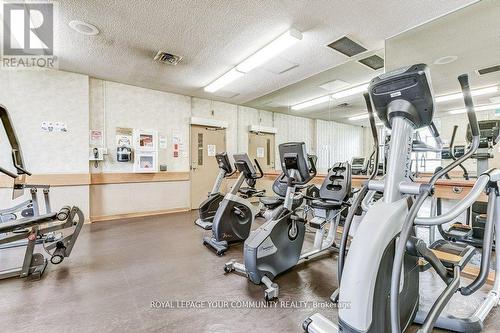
<box><xmin>159</xmin><ymin>135</ymin><xmax>167</xmax><ymax>149</ymax></box>
<box><xmin>207</xmin><ymin>144</ymin><xmax>216</xmax><ymax>157</ymax></box>
<box><xmin>257</xmin><ymin>147</ymin><xmax>265</xmax><ymax>158</ymax></box>
<box><xmin>116</xmin><ymin>128</ymin><xmax>133</xmax><ymax>147</ymax></box>
<box><xmin>90</xmin><ymin>130</ymin><xmax>103</xmax><ymax>145</ymax></box>
<box><xmin>42</xmin><ymin>121</ymin><xmax>67</xmax><ymax>133</ymax></box>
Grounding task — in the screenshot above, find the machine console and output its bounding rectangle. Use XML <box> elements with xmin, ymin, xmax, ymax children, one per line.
<box><xmin>215</xmin><ymin>152</ymin><xmax>233</xmax><ymax>174</ymax></box>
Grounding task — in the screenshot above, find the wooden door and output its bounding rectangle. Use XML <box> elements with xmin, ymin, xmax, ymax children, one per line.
<box><xmin>248</xmin><ymin>132</ymin><xmax>275</xmax><ymax>173</ymax></box>
<box><xmin>190</xmin><ymin>125</ymin><xmax>226</xmax><ymax>209</ymax></box>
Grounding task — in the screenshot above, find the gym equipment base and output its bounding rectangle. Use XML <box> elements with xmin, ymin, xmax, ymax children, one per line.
<box><xmin>194</xmin><ymin>218</ymin><xmax>212</xmax><ymax>230</ymax></box>
<box><xmin>203</xmin><ymin>237</ymin><xmax>229</xmax><ymax>255</ymax></box>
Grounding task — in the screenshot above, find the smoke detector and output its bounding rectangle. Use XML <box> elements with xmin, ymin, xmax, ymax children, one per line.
<box><xmin>154</xmin><ymin>51</ymin><xmax>182</xmax><ymax>65</ymax></box>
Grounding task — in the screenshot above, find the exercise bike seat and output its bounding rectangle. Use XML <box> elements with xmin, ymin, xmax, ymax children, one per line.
<box><xmin>309</xmin><ymin>199</ymin><xmax>342</xmax><ymax>210</ymax></box>
<box><xmin>0</xmin><ymin>212</ymin><xmax>57</xmax><ymax>233</ymax></box>
<box><xmin>259</xmin><ymin>196</ymin><xmax>284</xmax><ymax>208</ymax></box>
<box><xmin>260</xmin><ymin>196</ymin><xmax>304</xmax><ymax>210</ymax></box>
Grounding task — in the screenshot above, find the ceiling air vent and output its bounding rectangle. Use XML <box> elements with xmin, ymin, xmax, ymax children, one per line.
<box><xmin>154</xmin><ymin>51</ymin><xmax>182</xmax><ymax>65</ymax></box>
<box><xmin>328</xmin><ymin>36</ymin><xmax>367</xmax><ymax>57</ymax></box>
<box><xmin>477</xmin><ymin>64</ymin><xmax>500</xmax><ymax>76</ymax></box>
<box><xmin>358</xmin><ymin>55</ymin><xmax>384</xmax><ymax>70</ymax></box>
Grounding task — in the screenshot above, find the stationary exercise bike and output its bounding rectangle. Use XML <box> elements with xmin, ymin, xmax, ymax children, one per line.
<box><xmin>304</xmin><ymin>65</ymin><xmax>500</xmax><ymax>333</ymax></box>
<box><xmin>225</xmin><ymin>143</ymin><xmax>352</xmax><ymax>300</ymax></box>
<box><xmin>203</xmin><ymin>153</ymin><xmax>263</xmax><ymax>255</ymax></box>
<box><xmin>257</xmin><ymin>155</ymin><xmax>319</xmax><ymax>222</ymax></box>
<box><xmin>194</xmin><ymin>152</ymin><xmax>235</xmax><ymax>230</ymax></box>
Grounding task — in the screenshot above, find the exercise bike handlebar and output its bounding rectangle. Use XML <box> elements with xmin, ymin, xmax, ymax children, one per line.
<box><xmin>252</xmin><ymin>159</ymin><xmax>264</xmax><ymax>179</ymax></box>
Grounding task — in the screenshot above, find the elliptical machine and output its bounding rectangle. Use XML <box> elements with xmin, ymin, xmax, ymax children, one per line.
<box><xmin>194</xmin><ymin>152</ymin><xmax>235</xmax><ymax>230</ymax></box>
<box><xmin>203</xmin><ymin>153</ymin><xmax>263</xmax><ymax>255</ymax></box>
<box><xmin>304</xmin><ymin>65</ymin><xmax>500</xmax><ymax>333</ymax></box>
<box><xmin>0</xmin><ymin>105</ymin><xmax>85</xmax><ymax>280</ymax></box>
<box><xmin>224</xmin><ymin>143</ymin><xmax>352</xmax><ymax>300</ymax></box>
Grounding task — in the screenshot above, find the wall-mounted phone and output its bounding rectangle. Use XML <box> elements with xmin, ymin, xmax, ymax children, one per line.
<box><xmin>117</xmin><ymin>146</ymin><xmax>132</xmax><ymax>162</ymax></box>
<box><xmin>89</xmin><ymin>147</ymin><xmax>104</xmax><ymax>168</ymax></box>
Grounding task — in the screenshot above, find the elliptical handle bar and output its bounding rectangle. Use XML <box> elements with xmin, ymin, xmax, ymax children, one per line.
<box><xmin>428</xmin><ymin>122</ymin><xmax>443</xmax><ymax>151</ymax></box>
<box><xmin>0</xmin><ymin>105</ymin><xmax>31</xmax><ymax>177</ymax></box>
<box><xmin>336</xmin><ymin>93</ymin><xmax>380</xmax><ymax>290</ymax></box>
<box><xmin>0</xmin><ymin>166</ymin><xmax>18</xmax><ymax>178</ymax></box>
<box><xmin>458</xmin><ymin>74</ymin><xmax>480</xmax><ymax>137</ymax></box>
<box><xmin>431</xmin><ymin>74</ymin><xmax>480</xmax><ymax>184</ymax></box>
<box><xmin>364</xmin><ymin>93</ymin><xmax>379</xmax><ymax>181</ymax></box>
<box><xmin>448</xmin><ymin>125</ymin><xmax>469</xmax><ymax>180</ymax></box>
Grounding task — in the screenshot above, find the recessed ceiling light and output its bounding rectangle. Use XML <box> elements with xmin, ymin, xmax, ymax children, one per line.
<box><xmin>348</xmin><ymin>113</ymin><xmax>369</xmax><ymax>121</ymax></box>
<box><xmin>434</xmin><ymin>55</ymin><xmax>458</xmax><ymax>65</ymax></box>
<box><xmin>291</xmin><ymin>95</ymin><xmax>330</xmax><ymax>111</ymax></box>
<box><xmin>68</xmin><ymin>20</ymin><xmax>99</xmax><ymax>36</ymax></box>
<box><xmin>435</xmin><ymin>86</ymin><xmax>498</xmax><ymax>103</ymax></box>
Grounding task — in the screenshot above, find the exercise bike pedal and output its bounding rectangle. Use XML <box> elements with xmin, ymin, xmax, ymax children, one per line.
<box><xmin>223</xmin><ymin>260</ymin><xmax>236</xmax><ymax>273</ymax></box>
<box><xmin>264</xmin><ymin>284</ymin><xmax>279</xmax><ymax>302</ymax></box>
<box><xmin>330</xmin><ymin>289</ymin><xmax>339</xmax><ymax>303</ymax></box>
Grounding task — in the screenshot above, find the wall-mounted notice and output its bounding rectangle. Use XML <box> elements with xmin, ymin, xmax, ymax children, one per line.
<box><xmin>116</xmin><ymin>127</ymin><xmax>133</xmax><ymax>147</ymax></box>
<box><xmin>257</xmin><ymin>147</ymin><xmax>265</xmax><ymax>158</ymax></box>
<box><xmin>90</xmin><ymin>130</ymin><xmax>103</xmax><ymax>145</ymax></box>
<box><xmin>42</xmin><ymin>121</ymin><xmax>68</xmax><ymax>133</ymax></box>
<box><xmin>159</xmin><ymin>135</ymin><xmax>167</xmax><ymax>149</ymax></box>
<box><xmin>207</xmin><ymin>144</ymin><xmax>216</xmax><ymax>157</ymax></box>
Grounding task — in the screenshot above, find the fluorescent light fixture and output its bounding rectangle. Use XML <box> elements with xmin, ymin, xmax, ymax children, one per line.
<box><xmin>435</xmin><ymin>86</ymin><xmax>498</xmax><ymax>103</ymax></box>
<box><xmin>332</xmin><ymin>83</ymin><xmax>369</xmax><ymax>99</ymax></box>
<box><xmin>236</xmin><ymin>29</ymin><xmax>303</xmax><ymax>73</ymax></box>
<box><xmin>448</xmin><ymin>103</ymin><xmax>500</xmax><ymax>114</ymax></box>
<box><xmin>204</xmin><ymin>68</ymin><xmax>245</xmax><ymax>93</ymax></box>
<box><xmin>348</xmin><ymin>113</ymin><xmax>369</xmax><ymax>121</ymax></box>
<box><xmin>291</xmin><ymin>95</ymin><xmax>330</xmax><ymax>111</ymax></box>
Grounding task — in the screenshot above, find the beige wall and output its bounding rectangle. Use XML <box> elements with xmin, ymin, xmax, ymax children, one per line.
<box><xmin>1</xmin><ymin>69</ymin><xmax>365</xmax><ymax>221</ymax></box>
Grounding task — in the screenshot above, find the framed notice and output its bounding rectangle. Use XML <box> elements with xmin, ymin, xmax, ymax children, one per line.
<box><xmin>133</xmin><ymin>129</ymin><xmax>157</xmax><ymax>151</ymax></box>
<box><xmin>134</xmin><ymin>151</ymin><xmax>158</xmax><ymax>173</ymax></box>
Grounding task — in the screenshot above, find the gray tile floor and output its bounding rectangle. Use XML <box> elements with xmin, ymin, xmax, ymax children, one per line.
<box><xmin>0</xmin><ymin>209</ymin><xmax>498</xmax><ymax>332</ymax></box>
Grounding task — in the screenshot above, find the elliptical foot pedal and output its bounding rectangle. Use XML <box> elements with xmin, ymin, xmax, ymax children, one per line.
<box><xmin>27</xmin><ymin>253</ymin><xmax>48</xmax><ymax>281</ymax></box>
<box><xmin>430</xmin><ymin>239</ymin><xmax>476</xmax><ymax>270</ymax></box>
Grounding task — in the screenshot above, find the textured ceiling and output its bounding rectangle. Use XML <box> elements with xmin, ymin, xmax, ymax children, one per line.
<box><xmin>54</xmin><ymin>0</ymin><xmax>476</xmax><ymax>118</ymax></box>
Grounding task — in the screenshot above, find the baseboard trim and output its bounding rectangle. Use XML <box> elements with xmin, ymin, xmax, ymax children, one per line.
<box><xmin>90</xmin><ymin>207</ymin><xmax>191</xmax><ymax>223</ymax></box>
